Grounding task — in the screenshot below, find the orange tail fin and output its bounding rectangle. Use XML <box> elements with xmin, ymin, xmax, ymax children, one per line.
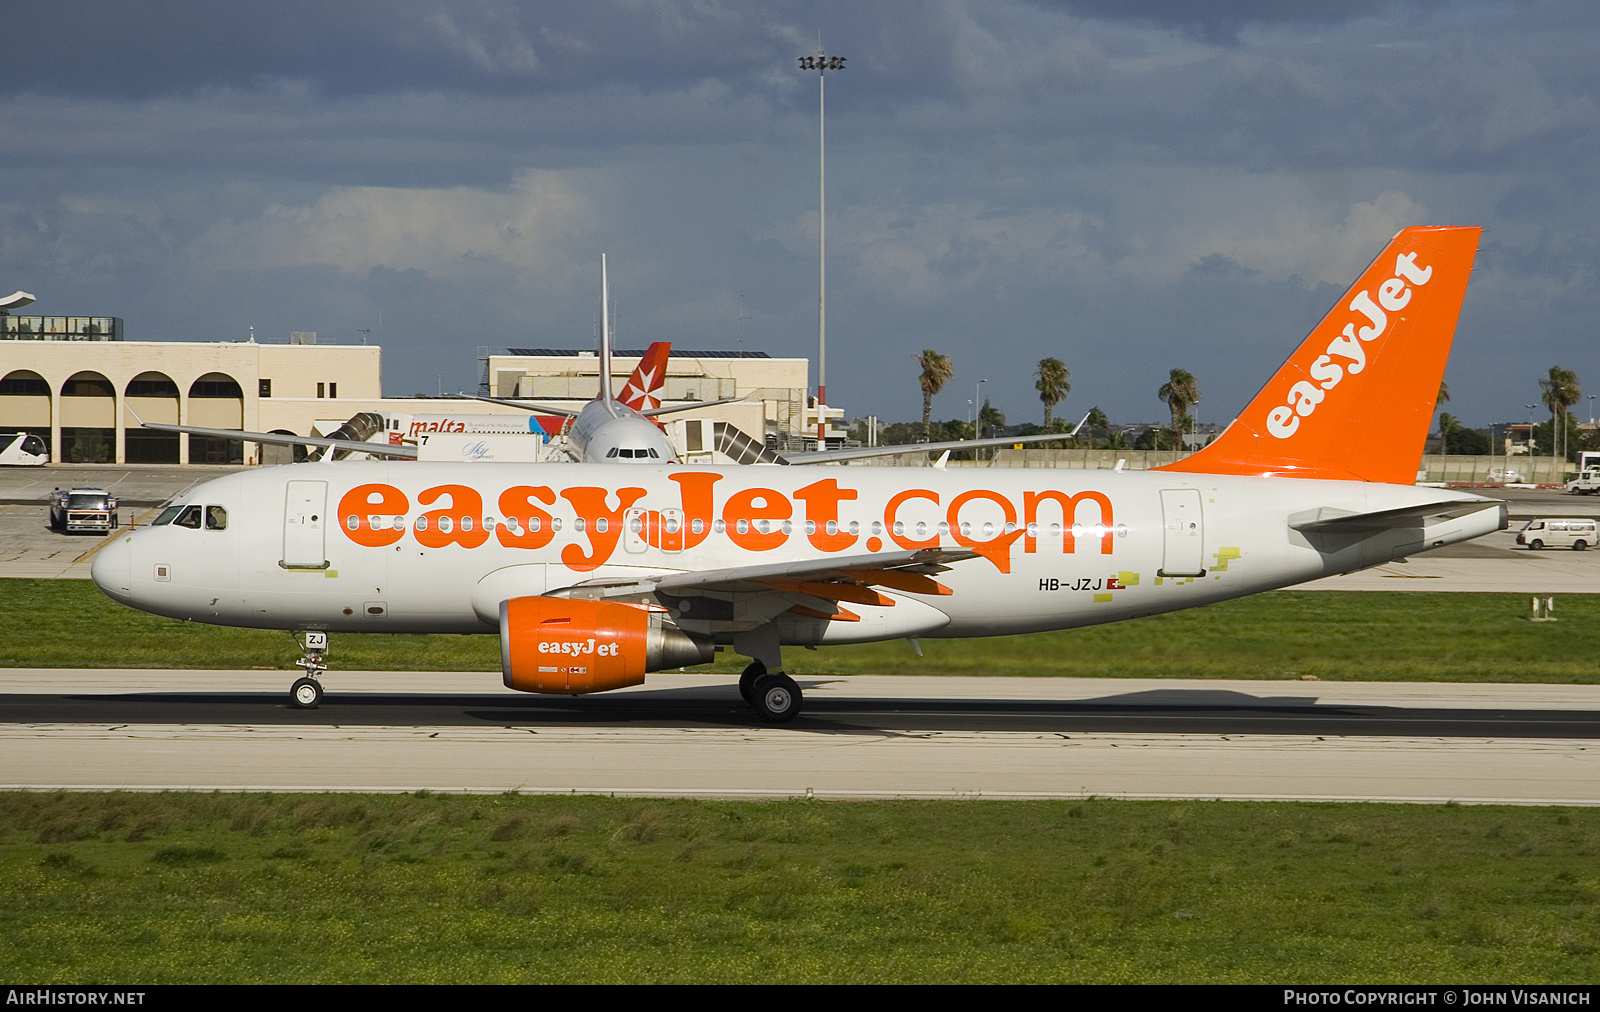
<box><xmin>619</xmin><ymin>341</ymin><xmax>671</xmax><ymax>411</ymax></box>
<box><xmin>1155</xmin><ymin>225</ymin><xmax>1480</xmax><ymax>484</ymax></box>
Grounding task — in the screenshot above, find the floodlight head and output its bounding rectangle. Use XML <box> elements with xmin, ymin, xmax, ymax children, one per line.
<box><xmin>0</xmin><ymin>291</ymin><xmax>36</xmax><ymax>312</ymax></box>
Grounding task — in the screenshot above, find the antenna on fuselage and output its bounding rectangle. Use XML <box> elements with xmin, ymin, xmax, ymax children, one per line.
<box><xmin>598</xmin><ymin>254</ymin><xmax>616</xmax><ymax>408</ymax></box>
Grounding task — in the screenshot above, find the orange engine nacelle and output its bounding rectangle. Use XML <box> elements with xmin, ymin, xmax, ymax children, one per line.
<box><xmin>499</xmin><ymin>596</ymin><xmax>712</xmax><ymax>695</ymax></box>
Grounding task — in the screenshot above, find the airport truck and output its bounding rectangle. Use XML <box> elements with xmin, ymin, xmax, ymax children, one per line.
<box><xmin>1567</xmin><ymin>469</ymin><xmax>1600</xmax><ymax>495</ymax></box>
<box><xmin>49</xmin><ymin>487</ymin><xmax>119</xmax><ymax>534</ymax></box>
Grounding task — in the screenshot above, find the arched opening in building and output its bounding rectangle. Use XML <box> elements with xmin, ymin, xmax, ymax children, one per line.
<box><xmin>0</xmin><ymin>370</ymin><xmax>52</xmax><ymax>459</ymax></box>
<box><xmin>124</xmin><ymin>372</ymin><xmax>180</xmax><ymax>464</ymax></box>
<box><xmin>60</xmin><ymin>371</ymin><xmax>115</xmax><ymax>463</ymax></box>
<box><xmin>187</xmin><ymin>372</ymin><xmax>244</xmax><ymax>464</ymax></box>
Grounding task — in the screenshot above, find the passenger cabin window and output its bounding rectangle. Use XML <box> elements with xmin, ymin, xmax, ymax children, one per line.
<box><xmin>206</xmin><ymin>506</ymin><xmax>227</xmax><ymax>531</ymax></box>
<box><xmin>173</xmin><ymin>505</ymin><xmax>203</xmax><ymax>529</ymax></box>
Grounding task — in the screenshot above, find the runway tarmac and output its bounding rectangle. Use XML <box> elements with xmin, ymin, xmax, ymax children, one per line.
<box><xmin>4</xmin><ymin>669</ymin><xmax>1597</xmax><ymax>804</ymax></box>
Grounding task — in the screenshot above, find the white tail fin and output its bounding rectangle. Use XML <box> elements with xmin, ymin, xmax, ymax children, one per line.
<box><xmin>598</xmin><ymin>254</ymin><xmax>615</xmax><ymax>406</ymax></box>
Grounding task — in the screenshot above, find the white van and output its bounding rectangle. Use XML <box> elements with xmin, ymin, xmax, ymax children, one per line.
<box><xmin>0</xmin><ymin>432</ymin><xmax>47</xmax><ymax>466</ymax></box>
<box><xmin>1516</xmin><ymin>518</ymin><xmax>1597</xmax><ymax>551</ymax></box>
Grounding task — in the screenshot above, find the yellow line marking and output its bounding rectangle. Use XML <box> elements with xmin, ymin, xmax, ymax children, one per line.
<box><xmin>72</xmin><ymin>506</ymin><xmax>163</xmax><ymax>565</ymax></box>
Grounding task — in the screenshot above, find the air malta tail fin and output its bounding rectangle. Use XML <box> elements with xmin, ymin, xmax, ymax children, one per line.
<box><xmin>619</xmin><ymin>342</ymin><xmax>672</xmax><ymax>412</ymax></box>
<box><xmin>1156</xmin><ymin>225</ymin><xmax>1480</xmax><ymax>484</ymax></box>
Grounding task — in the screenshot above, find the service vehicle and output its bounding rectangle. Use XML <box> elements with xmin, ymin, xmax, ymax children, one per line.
<box><xmin>0</xmin><ymin>432</ymin><xmax>47</xmax><ymax>466</ymax></box>
<box><xmin>1516</xmin><ymin>518</ymin><xmax>1596</xmax><ymax>550</ymax></box>
<box><xmin>1566</xmin><ymin>470</ymin><xmax>1600</xmax><ymax>495</ymax></box>
<box><xmin>49</xmin><ymin>487</ymin><xmax>119</xmax><ymax>534</ymax></box>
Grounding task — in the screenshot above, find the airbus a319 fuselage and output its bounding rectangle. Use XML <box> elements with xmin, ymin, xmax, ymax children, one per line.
<box><xmin>92</xmin><ymin>226</ymin><xmax>1498</xmax><ymax>721</ymax></box>
<box><xmin>92</xmin><ymin>461</ymin><xmax>1503</xmax><ymax>640</ymax></box>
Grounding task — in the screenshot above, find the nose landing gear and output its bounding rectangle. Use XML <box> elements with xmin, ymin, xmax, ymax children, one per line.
<box><xmin>289</xmin><ymin>631</ymin><xmax>328</xmax><ymax>709</ymax></box>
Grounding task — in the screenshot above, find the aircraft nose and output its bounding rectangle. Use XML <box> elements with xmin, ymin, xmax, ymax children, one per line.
<box><xmin>91</xmin><ymin>532</ymin><xmax>133</xmax><ymax>603</ymax></box>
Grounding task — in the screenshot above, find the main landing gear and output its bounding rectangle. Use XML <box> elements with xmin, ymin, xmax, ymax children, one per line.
<box><xmin>739</xmin><ymin>660</ymin><xmax>802</xmax><ymax>723</ymax></box>
<box><xmin>289</xmin><ymin>631</ymin><xmax>328</xmax><ymax>709</ymax></box>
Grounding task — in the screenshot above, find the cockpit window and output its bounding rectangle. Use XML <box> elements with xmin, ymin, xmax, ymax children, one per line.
<box><xmin>647</xmin><ymin>448</ymin><xmax>659</xmax><ymax>458</ymax></box>
<box><xmin>152</xmin><ymin>505</ymin><xmax>183</xmax><ymax>526</ymax></box>
<box><xmin>206</xmin><ymin>506</ymin><xmax>228</xmax><ymax>530</ymax></box>
<box><xmin>173</xmin><ymin>505</ymin><xmax>203</xmax><ymax>529</ymax></box>
<box><xmin>606</xmin><ymin>448</ymin><xmax>619</xmax><ymax>458</ymax></box>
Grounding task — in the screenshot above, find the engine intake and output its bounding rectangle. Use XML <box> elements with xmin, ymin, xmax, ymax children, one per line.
<box><xmin>499</xmin><ymin>596</ymin><xmax>713</xmax><ymax>694</ymax></box>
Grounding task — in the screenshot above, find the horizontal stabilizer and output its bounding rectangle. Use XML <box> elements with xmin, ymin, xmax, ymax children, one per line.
<box><xmin>1288</xmin><ymin>499</ymin><xmax>1505</xmax><ymax>534</ymax></box>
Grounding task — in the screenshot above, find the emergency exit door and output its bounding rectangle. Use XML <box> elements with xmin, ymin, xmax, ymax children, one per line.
<box><xmin>283</xmin><ymin>480</ymin><xmax>328</xmax><ymax>569</ymax></box>
<box><xmin>1159</xmin><ymin>488</ymin><xmax>1205</xmax><ymax>577</ymax></box>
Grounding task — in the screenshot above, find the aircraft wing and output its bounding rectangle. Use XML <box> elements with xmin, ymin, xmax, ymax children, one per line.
<box><xmin>461</xmin><ymin>395</ymin><xmax>583</xmax><ymax>419</ymax></box>
<box><xmin>649</xmin><ymin>547</ymin><xmax>983</xmax><ymax>595</ymax></box>
<box><xmin>782</xmin><ymin>411</ymin><xmax>1091</xmax><ymax>465</ymax></box>
<box><xmin>466</xmin><ymin>393</ymin><xmax>751</xmax><ymax>419</ymax></box>
<box><xmin>135</xmin><ymin>421</ymin><xmax>418</xmax><ymax>459</ymax></box>
<box><xmin>781</xmin><ymin>429</ymin><xmax>1084</xmax><ymax>465</ymax></box>
<box><xmin>639</xmin><ymin>396</ymin><xmax>750</xmax><ymax>418</ymax></box>
<box><xmin>1288</xmin><ymin>499</ymin><xmax>1506</xmax><ymax>533</ymax></box>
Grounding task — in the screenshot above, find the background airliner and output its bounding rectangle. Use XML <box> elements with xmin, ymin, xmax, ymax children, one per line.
<box><xmin>94</xmin><ymin>227</ymin><xmax>1502</xmax><ymax>723</ymax></box>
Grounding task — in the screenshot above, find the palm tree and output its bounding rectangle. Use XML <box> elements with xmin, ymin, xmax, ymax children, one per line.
<box><xmin>1036</xmin><ymin>357</ymin><xmax>1070</xmax><ymax>429</ymax></box>
<box><xmin>1083</xmin><ymin>406</ymin><xmax>1109</xmax><ymax>448</ymax></box>
<box><xmin>978</xmin><ymin>400</ymin><xmax>1005</xmax><ymax>437</ymax></box>
<box><xmin>1158</xmin><ymin>369</ymin><xmax>1201</xmax><ymax>454</ymax></box>
<box><xmin>1438</xmin><ymin>412</ymin><xmax>1463</xmax><ymax>454</ymax></box>
<box><xmin>916</xmin><ymin>350</ymin><xmax>953</xmax><ymax>442</ymax></box>
<box><xmin>1540</xmin><ymin>366</ymin><xmax>1580</xmax><ymax>461</ymax></box>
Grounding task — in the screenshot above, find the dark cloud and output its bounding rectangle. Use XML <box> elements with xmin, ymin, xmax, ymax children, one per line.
<box><xmin>1</xmin><ymin>1</ymin><xmax>1595</xmax><ymax>424</ymax></box>
<box><xmin>1030</xmin><ymin>0</ymin><xmax>1448</xmax><ymax>43</ymax></box>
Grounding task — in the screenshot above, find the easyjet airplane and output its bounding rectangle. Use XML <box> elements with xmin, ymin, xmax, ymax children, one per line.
<box><xmin>93</xmin><ymin>226</ymin><xmax>1502</xmax><ymax>722</ymax></box>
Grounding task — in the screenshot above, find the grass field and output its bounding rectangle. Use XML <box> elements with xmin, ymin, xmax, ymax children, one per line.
<box><xmin>6</xmin><ymin>578</ymin><xmax>1599</xmax><ymax>682</ymax></box>
<box><xmin>2</xmin><ymin>791</ymin><xmax>1597</xmax><ymax>983</ymax></box>
<box><xmin>7</xmin><ymin>585</ymin><xmax>1599</xmax><ymax>983</ymax></box>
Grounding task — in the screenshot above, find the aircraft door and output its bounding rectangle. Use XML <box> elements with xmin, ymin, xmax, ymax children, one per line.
<box><xmin>624</xmin><ymin>509</ymin><xmax>649</xmax><ymax>554</ymax></box>
<box><xmin>1158</xmin><ymin>488</ymin><xmax>1205</xmax><ymax>577</ymax></box>
<box><xmin>283</xmin><ymin>480</ymin><xmax>328</xmax><ymax>568</ymax></box>
<box><xmin>659</xmin><ymin>509</ymin><xmax>683</xmax><ymax>552</ymax></box>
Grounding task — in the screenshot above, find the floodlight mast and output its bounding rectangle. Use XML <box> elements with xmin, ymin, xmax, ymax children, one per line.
<box><xmin>799</xmin><ymin>51</ymin><xmax>845</xmax><ymax>451</ymax></box>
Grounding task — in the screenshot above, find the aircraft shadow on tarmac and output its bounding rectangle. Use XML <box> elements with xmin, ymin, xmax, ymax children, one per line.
<box><xmin>12</xmin><ymin>683</ymin><xmax>1600</xmax><ymax>738</ymax></box>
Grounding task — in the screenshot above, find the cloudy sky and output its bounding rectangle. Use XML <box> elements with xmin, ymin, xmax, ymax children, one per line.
<box><xmin>3</xmin><ymin>0</ymin><xmax>1597</xmax><ymax>429</ymax></box>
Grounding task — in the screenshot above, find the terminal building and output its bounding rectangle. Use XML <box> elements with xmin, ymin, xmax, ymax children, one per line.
<box><xmin>0</xmin><ymin>315</ymin><xmax>842</xmax><ymax>464</ymax></box>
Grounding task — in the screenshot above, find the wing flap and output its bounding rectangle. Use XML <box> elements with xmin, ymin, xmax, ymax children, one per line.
<box><xmin>650</xmin><ymin>547</ymin><xmax>982</xmax><ymax>595</ymax></box>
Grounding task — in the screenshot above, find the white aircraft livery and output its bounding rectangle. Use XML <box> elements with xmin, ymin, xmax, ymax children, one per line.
<box><xmin>92</xmin><ymin>226</ymin><xmax>1502</xmax><ymax>722</ymax></box>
